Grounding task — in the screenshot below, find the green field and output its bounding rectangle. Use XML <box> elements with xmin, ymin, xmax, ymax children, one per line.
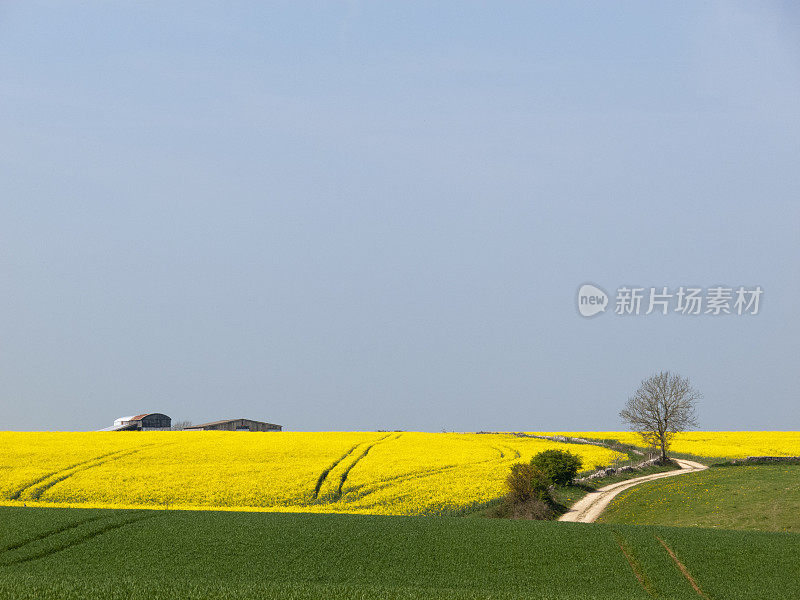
<box><xmin>598</xmin><ymin>465</ymin><xmax>800</xmax><ymax>532</ymax></box>
<box><xmin>1</xmin><ymin>506</ymin><xmax>798</xmax><ymax>599</ymax></box>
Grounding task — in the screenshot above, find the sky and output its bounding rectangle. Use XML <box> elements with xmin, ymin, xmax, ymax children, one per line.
<box><xmin>1</xmin><ymin>2</ymin><xmax>798</xmax><ymax>432</ymax></box>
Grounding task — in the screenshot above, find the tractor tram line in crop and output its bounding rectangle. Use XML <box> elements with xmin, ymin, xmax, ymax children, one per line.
<box><xmin>312</xmin><ymin>443</ymin><xmax>363</xmax><ymax>499</ymax></box>
<box><xmin>612</xmin><ymin>531</ymin><xmax>655</xmax><ymax>597</ymax></box>
<box><xmin>333</xmin><ymin>433</ymin><xmax>401</xmax><ymax>499</ymax></box>
<box><xmin>7</xmin><ymin>448</ymin><xmax>137</xmax><ymax>502</ymax></box>
<box><xmin>312</xmin><ymin>433</ymin><xmax>398</xmax><ymax>501</ymax></box>
<box><xmin>0</xmin><ymin>511</ymin><xmax>160</xmax><ymax>568</ymax></box>
<box><xmin>20</xmin><ymin>445</ymin><xmax>160</xmax><ymax>503</ymax></box>
<box><xmin>609</xmin><ymin>528</ymin><xmax>717</xmax><ymax>600</ymax></box>
<box><xmin>341</xmin><ymin>438</ymin><xmax>518</xmax><ymax>509</ymax></box>
<box><xmin>655</xmin><ymin>536</ymin><xmax>712</xmax><ymax>600</ymax></box>
<box><xmin>0</xmin><ymin>513</ymin><xmax>108</xmax><ymax>554</ymax></box>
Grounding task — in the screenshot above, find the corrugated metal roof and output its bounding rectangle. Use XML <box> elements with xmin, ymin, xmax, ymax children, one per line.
<box><xmin>113</xmin><ymin>413</ymin><xmax>170</xmax><ymax>428</ymax></box>
<box><xmin>114</xmin><ymin>413</ymin><xmax>159</xmax><ymax>423</ymax></box>
<box><xmin>184</xmin><ymin>418</ymin><xmax>281</xmax><ymax>429</ymax></box>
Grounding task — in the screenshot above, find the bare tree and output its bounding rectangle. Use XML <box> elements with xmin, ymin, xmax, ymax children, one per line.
<box><xmin>620</xmin><ymin>371</ymin><xmax>701</xmax><ymax>462</ymax></box>
<box><xmin>171</xmin><ymin>420</ymin><xmax>193</xmax><ymax>431</ymax></box>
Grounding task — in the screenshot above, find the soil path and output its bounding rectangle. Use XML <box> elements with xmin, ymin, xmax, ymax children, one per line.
<box><xmin>558</xmin><ymin>459</ymin><xmax>707</xmax><ymax>523</ymax></box>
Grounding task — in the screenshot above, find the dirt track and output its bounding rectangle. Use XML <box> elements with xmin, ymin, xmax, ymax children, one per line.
<box><xmin>558</xmin><ymin>459</ymin><xmax>708</xmax><ymax>523</ymax></box>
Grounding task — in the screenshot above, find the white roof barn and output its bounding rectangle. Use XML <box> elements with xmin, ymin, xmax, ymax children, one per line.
<box><xmin>98</xmin><ymin>413</ymin><xmax>172</xmax><ymax>431</ymax></box>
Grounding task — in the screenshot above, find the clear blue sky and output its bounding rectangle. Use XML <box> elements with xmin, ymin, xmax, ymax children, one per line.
<box><xmin>1</xmin><ymin>2</ymin><xmax>798</xmax><ymax>431</ymax></box>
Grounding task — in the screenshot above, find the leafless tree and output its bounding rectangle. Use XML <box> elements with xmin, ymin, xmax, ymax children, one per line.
<box><xmin>620</xmin><ymin>371</ymin><xmax>701</xmax><ymax>461</ymax></box>
<box><xmin>171</xmin><ymin>420</ymin><xmax>193</xmax><ymax>431</ymax></box>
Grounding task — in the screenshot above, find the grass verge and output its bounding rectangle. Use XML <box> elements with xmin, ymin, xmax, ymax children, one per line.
<box><xmin>549</xmin><ymin>461</ymin><xmax>683</xmax><ymax>515</ymax></box>
<box><xmin>597</xmin><ymin>464</ymin><xmax>800</xmax><ymax>532</ymax></box>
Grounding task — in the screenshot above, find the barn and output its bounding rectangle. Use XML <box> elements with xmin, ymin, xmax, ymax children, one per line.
<box><xmin>183</xmin><ymin>418</ymin><xmax>282</xmax><ymax>432</ymax></box>
<box><xmin>100</xmin><ymin>413</ymin><xmax>172</xmax><ymax>431</ymax></box>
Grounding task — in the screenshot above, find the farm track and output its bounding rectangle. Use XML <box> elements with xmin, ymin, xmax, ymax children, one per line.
<box><xmin>559</xmin><ymin>459</ymin><xmax>708</xmax><ymax>523</ymax></box>
<box><xmin>0</xmin><ymin>512</ymin><xmax>159</xmax><ymax>567</ymax></box>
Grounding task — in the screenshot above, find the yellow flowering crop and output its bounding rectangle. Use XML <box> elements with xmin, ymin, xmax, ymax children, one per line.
<box><xmin>0</xmin><ymin>432</ymin><xmax>149</xmax><ymax>501</ymax></box>
<box><xmin>536</xmin><ymin>431</ymin><xmax>800</xmax><ymax>459</ymax></box>
<box><xmin>335</xmin><ymin>433</ymin><xmax>618</xmax><ymax>515</ymax></box>
<box><xmin>0</xmin><ymin>431</ymin><xmax>620</xmax><ymax>515</ymax></box>
<box><xmin>20</xmin><ymin>431</ymin><xmax>382</xmax><ymax>509</ymax></box>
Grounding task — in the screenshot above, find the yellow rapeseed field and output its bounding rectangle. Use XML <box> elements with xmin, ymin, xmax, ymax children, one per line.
<box><xmin>0</xmin><ymin>431</ymin><xmax>620</xmax><ymax>515</ymax></box>
<box><xmin>7</xmin><ymin>431</ymin><xmax>794</xmax><ymax>515</ymax></box>
<box><xmin>537</xmin><ymin>431</ymin><xmax>800</xmax><ymax>459</ymax></box>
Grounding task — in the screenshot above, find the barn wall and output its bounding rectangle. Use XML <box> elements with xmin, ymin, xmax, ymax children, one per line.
<box><xmin>202</xmin><ymin>420</ymin><xmax>281</xmax><ymax>432</ymax></box>
<box><xmin>140</xmin><ymin>413</ymin><xmax>172</xmax><ymax>430</ymax></box>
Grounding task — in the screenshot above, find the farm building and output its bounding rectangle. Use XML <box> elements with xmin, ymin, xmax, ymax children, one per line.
<box><xmin>99</xmin><ymin>413</ymin><xmax>172</xmax><ymax>431</ymax></box>
<box><xmin>183</xmin><ymin>418</ymin><xmax>282</xmax><ymax>432</ymax></box>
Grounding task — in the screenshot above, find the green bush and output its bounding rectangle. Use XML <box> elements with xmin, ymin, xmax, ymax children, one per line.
<box><xmin>529</xmin><ymin>449</ymin><xmax>582</xmax><ymax>486</ymax></box>
<box><xmin>505</xmin><ymin>463</ymin><xmax>552</xmax><ymax>504</ymax></box>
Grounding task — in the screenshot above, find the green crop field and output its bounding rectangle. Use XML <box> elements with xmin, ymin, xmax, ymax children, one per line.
<box><xmin>0</xmin><ymin>506</ymin><xmax>798</xmax><ymax>599</ymax></box>
<box><xmin>598</xmin><ymin>465</ymin><xmax>800</xmax><ymax>533</ymax></box>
